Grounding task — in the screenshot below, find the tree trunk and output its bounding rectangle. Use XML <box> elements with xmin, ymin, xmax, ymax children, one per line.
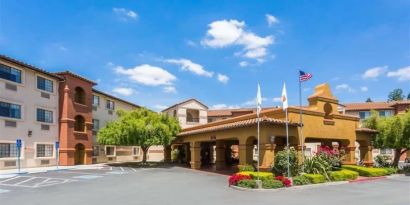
<box><xmin>142</xmin><ymin>146</ymin><xmax>149</xmax><ymax>164</ymax></box>
<box><xmin>393</xmin><ymin>148</ymin><xmax>402</xmax><ymax>167</ymax></box>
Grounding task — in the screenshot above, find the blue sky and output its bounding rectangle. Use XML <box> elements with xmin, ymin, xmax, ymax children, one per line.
<box><xmin>1</xmin><ymin>0</ymin><xmax>409</xmax><ymax>110</ymax></box>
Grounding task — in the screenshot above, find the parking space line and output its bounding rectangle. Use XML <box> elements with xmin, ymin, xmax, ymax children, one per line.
<box><xmin>131</xmin><ymin>168</ymin><xmax>137</xmax><ymax>173</ymax></box>
<box><xmin>0</xmin><ymin>176</ymin><xmax>20</xmax><ymax>183</ymax></box>
<box><xmin>14</xmin><ymin>177</ymin><xmax>38</xmax><ymax>185</ymax></box>
<box><xmin>120</xmin><ymin>167</ymin><xmax>124</xmax><ymax>171</ymax></box>
<box><xmin>58</xmin><ymin>171</ymin><xmax>110</xmax><ymax>176</ymax></box>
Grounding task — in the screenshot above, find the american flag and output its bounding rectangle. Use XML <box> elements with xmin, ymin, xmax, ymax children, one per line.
<box><xmin>299</xmin><ymin>70</ymin><xmax>312</xmax><ymax>82</ymax></box>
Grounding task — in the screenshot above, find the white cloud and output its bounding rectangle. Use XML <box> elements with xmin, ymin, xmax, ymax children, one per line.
<box><xmin>243</xmin><ymin>97</ymin><xmax>267</xmax><ymax>106</ymax></box>
<box><xmin>336</xmin><ymin>84</ymin><xmax>355</xmax><ymax>92</ymax></box>
<box><xmin>112</xmin><ymin>87</ymin><xmax>135</xmax><ymax>96</ymax></box>
<box><xmin>272</xmin><ymin>97</ymin><xmax>282</xmax><ymax>102</ymax></box>
<box><xmin>165</xmin><ymin>58</ymin><xmax>213</xmax><ymax>77</ymax></box>
<box><xmin>360</xmin><ymin>86</ymin><xmax>368</xmax><ymax>92</ymax></box>
<box><xmin>210</xmin><ymin>104</ymin><xmax>240</xmax><ymax>109</ymax></box>
<box><xmin>387</xmin><ymin>66</ymin><xmax>410</xmax><ymax>82</ymax></box>
<box><xmin>201</xmin><ymin>19</ymin><xmax>274</xmax><ymax>62</ymax></box>
<box><xmin>153</xmin><ymin>105</ymin><xmax>168</xmax><ymax>111</ymax></box>
<box><xmin>265</xmin><ymin>14</ymin><xmax>279</xmax><ymax>27</ymax></box>
<box><xmin>113</xmin><ymin>8</ymin><xmax>138</xmax><ymax>21</ymax></box>
<box><xmin>362</xmin><ymin>66</ymin><xmax>388</xmax><ymax>79</ymax></box>
<box><xmin>115</xmin><ymin>64</ymin><xmax>176</xmax><ymax>86</ymax></box>
<box><xmin>163</xmin><ymin>86</ymin><xmax>177</xmax><ymax>93</ymax></box>
<box><xmin>185</xmin><ymin>40</ymin><xmax>197</xmax><ymax>47</ymax></box>
<box><xmin>239</xmin><ymin>61</ymin><xmax>249</xmax><ymax>67</ymax></box>
<box><xmin>217</xmin><ymin>73</ymin><xmax>229</xmax><ymax>84</ymax></box>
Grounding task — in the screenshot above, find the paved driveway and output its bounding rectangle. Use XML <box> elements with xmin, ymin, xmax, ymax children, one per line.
<box><xmin>0</xmin><ymin>166</ymin><xmax>409</xmax><ymax>205</ymax></box>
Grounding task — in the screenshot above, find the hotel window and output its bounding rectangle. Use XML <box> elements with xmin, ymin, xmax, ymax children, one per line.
<box><xmin>92</xmin><ymin>119</ymin><xmax>100</xmax><ymax>131</ymax></box>
<box><xmin>74</xmin><ymin>115</ymin><xmax>85</xmax><ymax>132</ymax></box>
<box><xmin>0</xmin><ymin>143</ymin><xmax>19</xmax><ymax>158</ymax></box>
<box><xmin>106</xmin><ymin>146</ymin><xmax>115</xmax><ymax>156</ymax></box>
<box><xmin>36</xmin><ymin>144</ymin><xmax>53</xmax><ymax>157</ymax></box>
<box><xmin>0</xmin><ymin>101</ymin><xmax>21</xmax><ymax>119</ymax></box>
<box><xmin>36</xmin><ymin>108</ymin><xmax>53</xmax><ymax>123</ymax></box>
<box><xmin>358</xmin><ymin>111</ymin><xmax>370</xmax><ymax>120</ymax></box>
<box><xmin>132</xmin><ymin>147</ymin><xmax>140</xmax><ymax>156</ymax></box>
<box><xmin>0</xmin><ymin>64</ymin><xmax>22</xmax><ymax>83</ymax></box>
<box><xmin>93</xmin><ymin>95</ymin><xmax>100</xmax><ymax>106</ymax></box>
<box><xmin>106</xmin><ymin>100</ymin><xmax>115</xmax><ymax>110</ymax></box>
<box><xmin>74</xmin><ymin>87</ymin><xmax>86</xmax><ymax>104</ymax></box>
<box><xmin>92</xmin><ymin>146</ymin><xmax>100</xmax><ymax>156</ymax></box>
<box><xmin>379</xmin><ymin>110</ymin><xmax>392</xmax><ymax>117</ymax></box>
<box><xmin>37</xmin><ymin>76</ymin><xmax>53</xmax><ymax>93</ymax></box>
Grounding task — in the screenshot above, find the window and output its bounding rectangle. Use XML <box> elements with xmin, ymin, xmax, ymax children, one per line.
<box><xmin>0</xmin><ymin>64</ymin><xmax>22</xmax><ymax>83</ymax></box>
<box><xmin>132</xmin><ymin>147</ymin><xmax>140</xmax><ymax>156</ymax></box>
<box><xmin>0</xmin><ymin>143</ymin><xmax>19</xmax><ymax>158</ymax></box>
<box><xmin>379</xmin><ymin>110</ymin><xmax>393</xmax><ymax>117</ymax></box>
<box><xmin>0</xmin><ymin>101</ymin><xmax>21</xmax><ymax>119</ymax></box>
<box><xmin>93</xmin><ymin>95</ymin><xmax>100</xmax><ymax>106</ymax></box>
<box><xmin>74</xmin><ymin>115</ymin><xmax>85</xmax><ymax>132</ymax></box>
<box><xmin>358</xmin><ymin>111</ymin><xmax>370</xmax><ymax>120</ymax></box>
<box><xmin>92</xmin><ymin>146</ymin><xmax>99</xmax><ymax>156</ymax></box>
<box><xmin>36</xmin><ymin>144</ymin><xmax>53</xmax><ymax>157</ymax></box>
<box><xmin>106</xmin><ymin>146</ymin><xmax>115</xmax><ymax>156</ymax></box>
<box><xmin>37</xmin><ymin>76</ymin><xmax>53</xmax><ymax>93</ymax></box>
<box><xmin>106</xmin><ymin>100</ymin><xmax>115</xmax><ymax>110</ymax></box>
<box><xmin>380</xmin><ymin>149</ymin><xmax>393</xmax><ymax>155</ymax></box>
<box><xmin>36</xmin><ymin>108</ymin><xmax>53</xmax><ymax>123</ymax></box>
<box><xmin>92</xmin><ymin>119</ymin><xmax>100</xmax><ymax>131</ymax></box>
<box><xmin>74</xmin><ymin>87</ymin><xmax>86</xmax><ymax>104</ymax></box>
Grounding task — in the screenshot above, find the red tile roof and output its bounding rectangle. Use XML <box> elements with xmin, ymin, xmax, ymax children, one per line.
<box><xmin>178</xmin><ymin>116</ymin><xmax>298</xmax><ymax>136</ymax></box>
<box><xmin>207</xmin><ymin>108</ymin><xmax>256</xmax><ymax>117</ymax></box>
<box><xmin>55</xmin><ymin>71</ymin><xmax>97</xmax><ymax>85</ymax></box>
<box><xmin>161</xmin><ymin>98</ymin><xmax>208</xmax><ymax>112</ymax></box>
<box><xmin>356</xmin><ymin>128</ymin><xmax>378</xmax><ymax>133</ymax></box>
<box><xmin>344</xmin><ymin>100</ymin><xmax>410</xmax><ymax>111</ymax></box>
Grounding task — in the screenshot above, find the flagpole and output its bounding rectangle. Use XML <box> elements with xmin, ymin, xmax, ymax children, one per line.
<box><xmin>285</xmin><ymin>107</ymin><xmax>290</xmax><ymax>179</ymax></box>
<box><xmin>257</xmin><ymin>114</ymin><xmax>260</xmax><ymax>181</ymax></box>
<box><xmin>298</xmin><ymin>77</ymin><xmax>305</xmax><ymax>172</ymax></box>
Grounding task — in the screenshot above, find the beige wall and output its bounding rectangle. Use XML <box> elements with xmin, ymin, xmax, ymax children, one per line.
<box><xmin>0</xmin><ymin>59</ymin><xmax>59</xmax><ymax>169</ymax></box>
<box><xmin>164</xmin><ymin>100</ymin><xmax>208</xmax><ymax>129</ymax></box>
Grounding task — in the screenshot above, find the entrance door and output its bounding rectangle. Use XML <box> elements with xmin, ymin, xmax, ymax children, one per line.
<box><xmin>74</xmin><ymin>143</ymin><xmax>85</xmax><ymax>165</ymax></box>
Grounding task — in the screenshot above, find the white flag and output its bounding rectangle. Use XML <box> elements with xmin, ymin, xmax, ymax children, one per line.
<box><xmin>256</xmin><ymin>83</ymin><xmax>262</xmax><ymax>117</ymax></box>
<box><xmin>281</xmin><ymin>83</ymin><xmax>288</xmax><ymax>111</ymax></box>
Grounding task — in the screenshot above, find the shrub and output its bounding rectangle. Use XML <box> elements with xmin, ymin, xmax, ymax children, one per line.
<box><xmin>275</xmin><ymin>176</ymin><xmax>292</xmax><ymax>187</ymax></box>
<box><xmin>237</xmin><ymin>179</ymin><xmax>257</xmax><ymax>189</ymax></box>
<box><xmin>239</xmin><ymin>171</ymin><xmax>274</xmax><ymax>181</ymax></box>
<box><xmin>330</xmin><ymin>169</ymin><xmax>359</xmax><ymax>181</ymax></box>
<box><xmin>304</xmin><ymin>174</ymin><xmax>326</xmax><ymax>184</ymax></box>
<box><xmin>238</xmin><ymin>164</ymin><xmax>254</xmax><ymax>172</ymax></box>
<box><xmin>228</xmin><ymin>174</ymin><xmax>252</xmax><ymax>186</ymax></box>
<box><xmin>384</xmin><ymin>167</ymin><xmax>398</xmax><ymax>175</ymax></box>
<box><xmin>374</xmin><ymin>155</ymin><xmax>392</xmax><ymax>168</ymax></box>
<box><xmin>342</xmin><ymin>165</ymin><xmax>389</xmax><ymax>177</ymax></box>
<box><xmin>262</xmin><ymin>180</ymin><xmax>284</xmax><ymax>189</ymax></box>
<box><xmin>303</xmin><ymin>156</ymin><xmax>332</xmax><ymax>180</ymax></box>
<box><xmin>293</xmin><ymin>175</ymin><xmax>311</xmax><ymax>186</ymax></box>
<box><xmin>273</xmin><ymin>148</ymin><xmax>299</xmax><ymax>177</ymax></box>
<box><xmin>316</xmin><ymin>145</ymin><xmax>344</xmax><ymax>168</ymax></box>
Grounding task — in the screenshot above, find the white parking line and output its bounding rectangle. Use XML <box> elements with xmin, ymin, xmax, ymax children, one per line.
<box><xmin>0</xmin><ymin>189</ymin><xmax>10</xmax><ymax>194</ymax></box>
<box><xmin>0</xmin><ymin>176</ymin><xmax>76</xmax><ymax>188</ymax></box>
<box><xmin>131</xmin><ymin>168</ymin><xmax>138</xmax><ymax>173</ymax></box>
<box><xmin>120</xmin><ymin>167</ymin><xmax>124</xmax><ymax>171</ymax></box>
<box><xmin>14</xmin><ymin>177</ymin><xmax>38</xmax><ymax>185</ymax></box>
<box><xmin>0</xmin><ymin>176</ymin><xmax>20</xmax><ymax>183</ymax></box>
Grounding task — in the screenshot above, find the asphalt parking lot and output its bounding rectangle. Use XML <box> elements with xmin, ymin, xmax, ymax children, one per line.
<box><xmin>0</xmin><ymin>165</ymin><xmax>409</xmax><ymax>205</ymax></box>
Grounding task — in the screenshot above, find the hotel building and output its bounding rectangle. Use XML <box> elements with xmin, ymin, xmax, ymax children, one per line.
<box><xmin>0</xmin><ymin>55</ymin><xmax>160</xmax><ymax>170</ymax></box>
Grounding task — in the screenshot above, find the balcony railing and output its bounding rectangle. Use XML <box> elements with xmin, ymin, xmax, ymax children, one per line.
<box><xmin>186</xmin><ymin>118</ymin><xmax>200</xmax><ymax>123</ymax></box>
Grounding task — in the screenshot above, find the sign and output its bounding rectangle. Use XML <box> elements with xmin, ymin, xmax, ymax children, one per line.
<box><xmin>55</xmin><ymin>141</ymin><xmax>60</xmax><ymax>149</ymax></box>
<box><xmin>16</xmin><ymin>139</ymin><xmax>22</xmax><ymax>148</ymax></box>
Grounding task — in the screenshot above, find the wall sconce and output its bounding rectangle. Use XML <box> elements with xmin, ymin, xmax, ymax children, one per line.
<box><xmin>270</xmin><ymin>136</ymin><xmax>275</xmax><ymax>144</ymax></box>
<box><xmin>28</xmin><ymin>130</ymin><xmax>33</xmax><ymax>137</ymax></box>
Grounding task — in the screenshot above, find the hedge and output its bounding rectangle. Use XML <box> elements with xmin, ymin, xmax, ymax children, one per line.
<box><xmin>262</xmin><ymin>180</ymin><xmax>284</xmax><ymax>189</ymax></box>
<box><xmin>342</xmin><ymin>165</ymin><xmax>389</xmax><ymax>177</ymax></box>
<box><xmin>237</xmin><ymin>179</ymin><xmax>257</xmax><ymax>188</ymax></box>
<box><xmin>303</xmin><ymin>174</ymin><xmax>326</xmax><ymax>184</ymax></box>
<box><xmin>238</xmin><ymin>164</ymin><xmax>255</xmax><ymax>172</ymax></box>
<box><xmin>239</xmin><ymin>172</ymin><xmax>274</xmax><ymax>181</ymax></box>
<box><xmin>330</xmin><ymin>169</ymin><xmax>359</xmax><ymax>181</ymax></box>
<box><xmin>292</xmin><ymin>175</ymin><xmax>311</xmax><ymax>186</ymax></box>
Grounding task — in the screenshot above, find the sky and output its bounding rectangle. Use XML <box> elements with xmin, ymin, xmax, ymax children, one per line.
<box><xmin>0</xmin><ymin>0</ymin><xmax>409</xmax><ymax>111</ymax></box>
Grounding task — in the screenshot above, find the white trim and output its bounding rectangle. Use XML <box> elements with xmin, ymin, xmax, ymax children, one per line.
<box><xmin>0</xmin><ymin>140</ymin><xmax>25</xmax><ymax>160</ymax></box>
<box><xmin>34</xmin><ymin>142</ymin><xmax>56</xmax><ymax>159</ymax></box>
<box><xmin>105</xmin><ymin>145</ymin><xmax>116</xmax><ymax>157</ymax></box>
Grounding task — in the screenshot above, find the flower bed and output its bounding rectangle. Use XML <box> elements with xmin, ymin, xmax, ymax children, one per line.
<box><xmin>238</xmin><ymin>171</ymin><xmax>274</xmax><ymax>181</ymax></box>
<box><xmin>228</xmin><ymin>172</ymin><xmax>291</xmax><ymax>189</ymax></box>
<box><xmin>330</xmin><ymin>169</ymin><xmax>359</xmax><ymax>181</ymax></box>
<box><xmin>303</xmin><ymin>174</ymin><xmax>326</xmax><ymax>184</ymax></box>
<box><xmin>342</xmin><ymin>165</ymin><xmax>390</xmax><ymax>177</ymax></box>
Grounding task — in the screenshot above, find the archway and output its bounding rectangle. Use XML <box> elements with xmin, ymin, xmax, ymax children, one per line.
<box><xmin>74</xmin><ymin>143</ymin><xmax>86</xmax><ymax>165</ymax></box>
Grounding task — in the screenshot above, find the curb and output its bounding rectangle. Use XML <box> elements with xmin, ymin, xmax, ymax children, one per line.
<box><xmin>230</xmin><ymin>181</ymin><xmax>348</xmax><ymax>192</ymax></box>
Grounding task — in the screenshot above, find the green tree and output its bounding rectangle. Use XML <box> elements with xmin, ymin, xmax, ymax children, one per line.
<box><xmin>388</xmin><ymin>89</ymin><xmax>404</xmax><ymax>101</ymax></box>
<box><xmin>97</xmin><ymin>108</ymin><xmax>181</xmax><ymax>163</ymax></box>
<box><xmin>363</xmin><ymin>111</ymin><xmax>410</xmax><ymax>166</ymax></box>
<box><xmin>407</xmin><ymin>93</ymin><xmax>410</xmax><ymax>100</ymax></box>
<box><xmin>365</xmin><ymin>98</ymin><xmax>373</xmax><ymax>103</ymax></box>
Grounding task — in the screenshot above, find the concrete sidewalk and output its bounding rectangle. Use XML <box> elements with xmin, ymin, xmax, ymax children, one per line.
<box><xmin>0</xmin><ymin>164</ymin><xmax>106</xmax><ymax>175</ymax></box>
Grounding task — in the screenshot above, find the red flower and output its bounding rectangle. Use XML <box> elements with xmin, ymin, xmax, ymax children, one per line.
<box><xmin>275</xmin><ymin>176</ymin><xmax>292</xmax><ymax>187</ymax></box>
<box><xmin>228</xmin><ymin>174</ymin><xmax>252</xmax><ymax>186</ymax></box>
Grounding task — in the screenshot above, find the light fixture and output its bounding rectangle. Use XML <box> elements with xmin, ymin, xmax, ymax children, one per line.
<box><xmin>270</xmin><ymin>136</ymin><xmax>275</xmax><ymax>144</ymax></box>
<box><xmin>28</xmin><ymin>130</ymin><xmax>33</xmax><ymax>137</ymax></box>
